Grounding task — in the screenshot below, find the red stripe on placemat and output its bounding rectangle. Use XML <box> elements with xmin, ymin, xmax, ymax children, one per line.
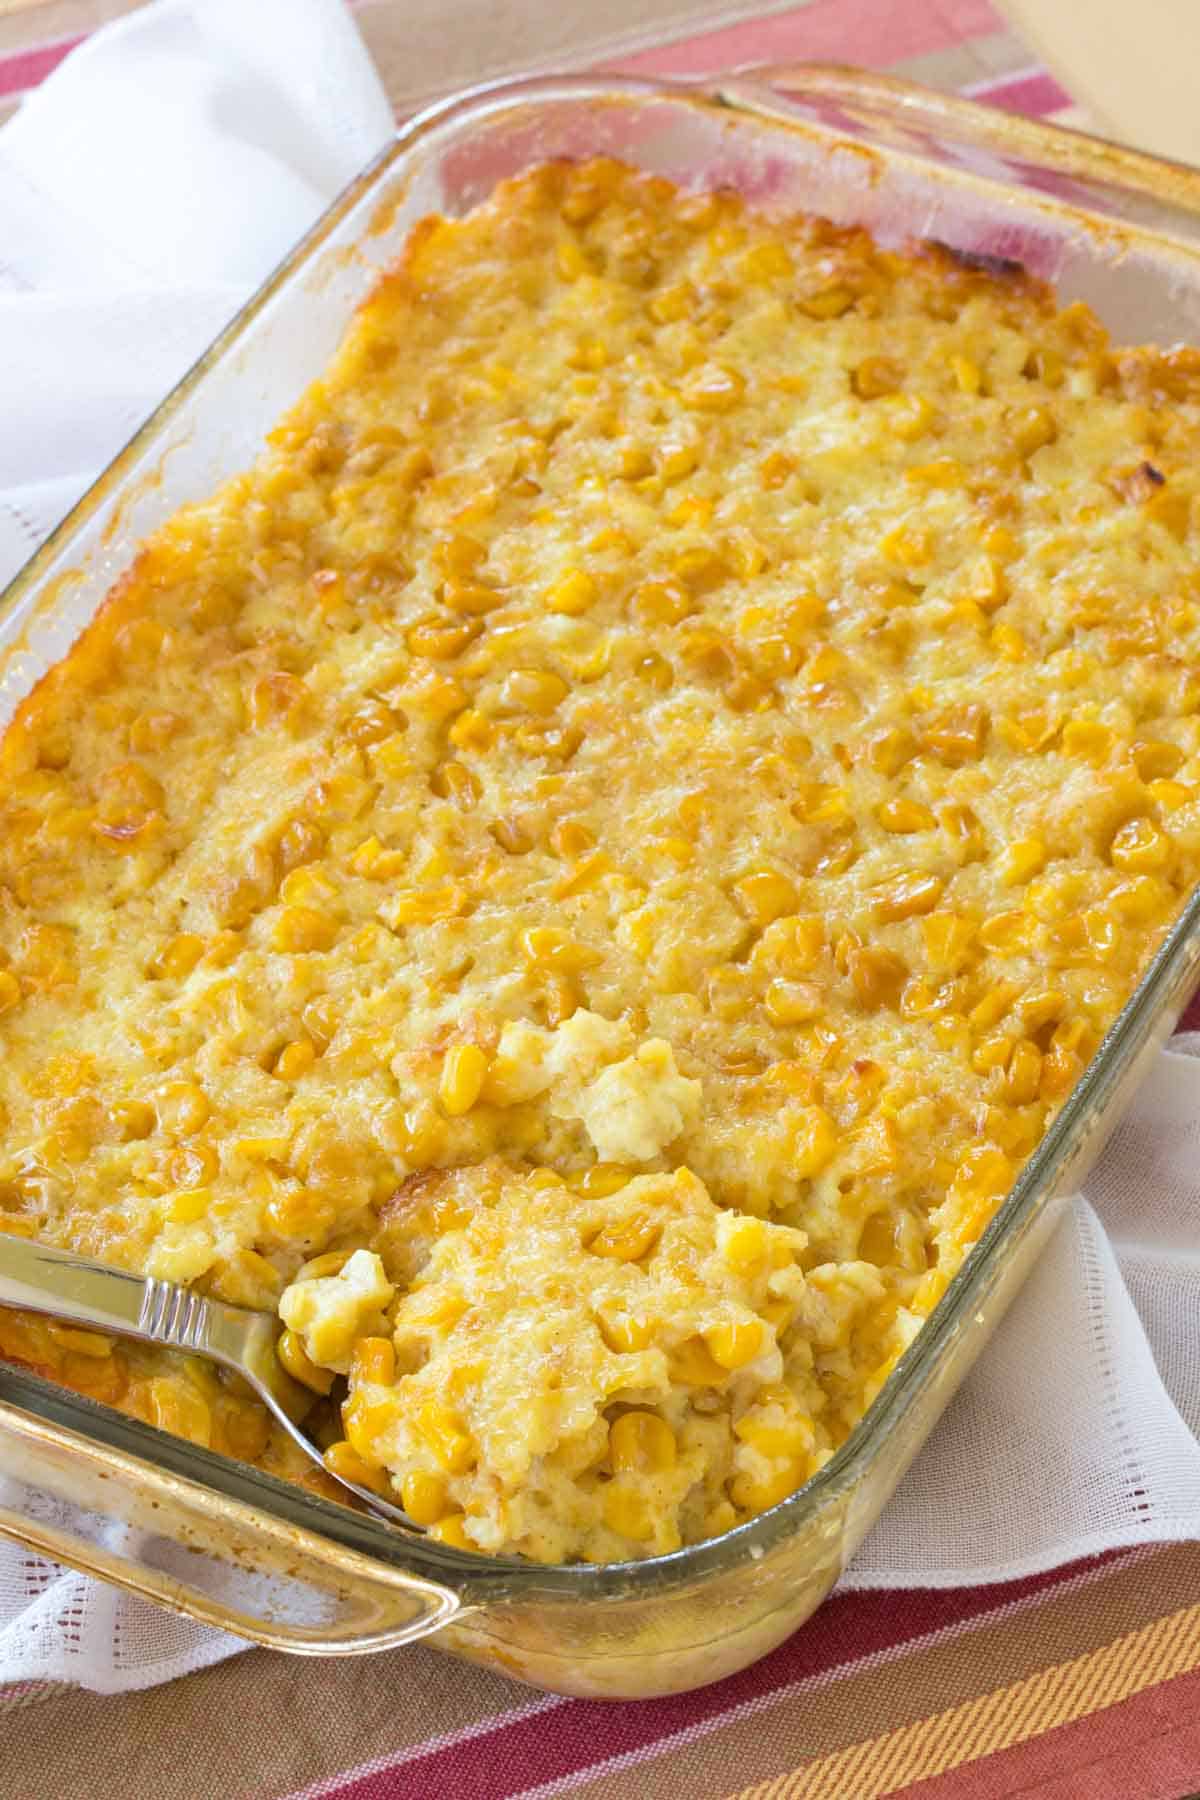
<box><xmin>302</xmin><ymin>1554</ymin><xmax>1129</xmax><ymax>1800</ymax></box>
<box><xmin>615</xmin><ymin>0</ymin><xmax>1002</xmax><ymax>79</ymax></box>
<box><xmin>888</xmin><ymin>1662</ymin><xmax>1200</xmax><ymax>1800</ymax></box>
<box><xmin>0</xmin><ymin>34</ymin><xmax>82</xmax><ymax>101</ymax></box>
<box><xmin>965</xmin><ymin>68</ymin><xmax>1071</xmax><ymax>117</ymax></box>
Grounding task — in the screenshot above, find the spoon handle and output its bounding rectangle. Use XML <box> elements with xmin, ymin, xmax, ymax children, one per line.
<box><xmin>0</xmin><ymin>1232</ymin><xmax>253</xmax><ymax>1365</ymax></box>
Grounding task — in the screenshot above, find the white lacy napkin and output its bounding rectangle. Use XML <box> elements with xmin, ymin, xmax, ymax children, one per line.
<box><xmin>2</xmin><ymin>0</ymin><xmax>1199</xmax><ymax>1697</ymax></box>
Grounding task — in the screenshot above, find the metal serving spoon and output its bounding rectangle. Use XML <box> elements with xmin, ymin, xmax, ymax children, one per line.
<box><xmin>0</xmin><ymin>1233</ymin><xmax>413</xmax><ymax>1527</ymax></box>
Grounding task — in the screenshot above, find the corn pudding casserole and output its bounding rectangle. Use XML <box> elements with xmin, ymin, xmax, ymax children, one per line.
<box><xmin>2</xmin><ymin>156</ymin><xmax>1200</xmax><ymax>1562</ymax></box>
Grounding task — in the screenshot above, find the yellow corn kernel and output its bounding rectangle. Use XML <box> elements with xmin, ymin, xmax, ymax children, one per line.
<box><xmin>876</xmin><ymin>797</ymin><xmax>935</xmax><ymax>834</ymax></box>
<box><xmin>153</xmin><ymin>1080</ymin><xmax>211</xmax><ymax>1136</ymax></box>
<box><xmin>721</xmin><ymin>1215</ymin><xmax>769</xmax><ymax>1271</ymax></box>
<box><xmin>845</xmin><ymin>944</ymin><xmax>907</xmax><ymax>1011</ymax></box>
<box><xmin>1110</xmin><ymin>817</ymin><xmax>1170</xmax><ymax>872</ymax></box>
<box><xmin>545</xmin><ymin>568</ymin><xmax>597</xmax><ymax>617</ymax></box>
<box><xmin>442</xmin><ymin>580</ymin><xmax>504</xmax><ymax>617</ymax></box>
<box><xmin>922</xmin><ymin>911</ymin><xmax>975</xmax><ymax>974</ymax></box>
<box><xmin>1132</xmin><ymin>740</ymin><xmax>1184</xmax><ymax>782</ymax></box>
<box><xmin>979</xmin><ymin>910</ymin><xmax>1030</xmax><ymax>953</ymax></box>
<box><xmin>400</xmin><ymin>1470</ymin><xmax>450</xmax><ymax>1526</ymax></box>
<box><xmin>149</xmin><ymin>933</ymin><xmax>205</xmax><ymax>980</ymax></box>
<box><xmin>572</xmin><ymin>1163</ymin><xmax>634</xmax><ymax>1198</ymax></box>
<box><xmin>968</xmin><ymin>981</ymin><xmax>1021</xmax><ymax>1031</ymax></box>
<box><xmin>972</xmin><ymin>1033</ymin><xmax>1014</xmax><ymax>1074</ymax></box>
<box><xmin>1003</xmin><ymin>1039</ymin><xmax>1043</xmax><ymax>1104</ymax></box>
<box><xmin>344</xmin><ymin>1395</ymin><xmax>397</xmax><ymax>1463</ymax></box>
<box><xmin>272</xmin><ymin>905</ymin><xmax>337</xmax><ymax>953</ymax></box>
<box><xmin>407</xmin><ymin>617</ymin><xmax>478</xmax><ymax>661</ymax></box>
<box><xmin>999</xmin><ymin>838</ymin><xmax>1046</xmax><ymax>887</ymax></box>
<box><xmin>991</xmin><ymin>623</ymin><xmax>1027</xmax><ymax>661</ymax></box>
<box><xmin>428</xmin><ymin>1512</ymin><xmax>477</xmax><ymax>1551</ymax></box>
<box><xmin>1009</xmin><ymin>404</ymin><xmax>1057</xmax><ymax>456</ymax></box>
<box><xmin>296</xmin><ymin>1249</ymin><xmax>351</xmax><ymax>1282</ymax></box>
<box><xmin>1061</xmin><ymin>719</ymin><xmax>1113</xmax><ymax>764</ymax></box>
<box><xmin>649</xmin><ymin>280</ymin><xmax>696</xmax><ymax>323</ymax></box>
<box><xmin>683</xmin><ymin>364</ymin><xmax>745</xmax><ymax>411</ymax></box>
<box><xmin>602</xmin><ymin>1483</ymin><xmax>655</xmax><ymax>1542</ymax></box>
<box><xmin>277</xmin><ymin>1328</ymin><xmax>335</xmax><ymax>1396</ymax></box>
<box><xmin>274</xmin><ymin>1038</ymin><xmax>316</xmax><ymax>1082</ymax></box>
<box><xmin>439</xmin><ymin>1042</ymin><xmax>489</xmax><ymax>1116</ymax></box>
<box><xmin>874</xmin><ymin>873</ymin><xmax>944</xmax><ymax>922</ymax></box>
<box><xmin>415</xmin><ymin>1402</ymin><xmax>475</xmax><ymax>1474</ymax></box>
<box><xmin>905</xmin><ymin>456</ymin><xmax>964</xmax><ymax>488</ymax></box>
<box><xmin>730</xmin><ymin>1458</ymin><xmax>808</xmax><ymax>1513</ymax></box>
<box><xmin>609</xmin><ymin>1409</ymin><xmax>677</xmax><ymax>1474</ymax></box>
<box><xmin>798</xmin><ymin>283</ymin><xmax>855</xmax><ymax>320</ymax></box>
<box><xmin>501</xmin><ymin>669</ymin><xmax>569</xmax><ymax>715</ymax></box>
<box><xmin>389</xmin><ymin>884</ymin><xmax>468</xmax><ymax>927</ymax></box>
<box><xmin>851</xmin><ymin>355</ymin><xmax>902</xmax><ymax>399</ymax></box>
<box><xmin>951</xmin><ymin>353</ymin><xmax>982</xmax><ymax>395</ymax></box>
<box><xmin>519</xmin><ymin>926</ymin><xmax>600</xmax><ymax>970</ymax></box>
<box><xmin>921</xmin><ymin>703</ymin><xmax>988</xmax><ymax>765</ymax></box>
<box><xmin>734</xmin><ymin>870</ymin><xmax>799</xmax><ymax>927</ymax></box>
<box><xmin>633</xmin><ymin>577</ymin><xmax>692</xmax><ymax>626</ymax></box>
<box><xmin>911</xmin><ymin>1268</ymin><xmax>950</xmax><ymax>1315</ymax></box>
<box><xmin>166</xmin><ymin>1187</ymin><xmax>211</xmax><ymax>1225</ymax></box>
<box><xmin>764</xmin><ymin>979</ymin><xmax>822</xmax><ymax>1025</ymax></box>
<box><xmin>705</xmin><ymin>1319</ymin><xmax>765</xmax><ymax>1370</ymax></box>
<box><xmin>793</xmin><ymin>1104</ymin><xmax>837</xmax><ymax>1177</ymax></box>
<box><xmin>324</xmin><ymin>1440</ymin><xmax>388</xmax><ymax>1496</ymax></box>
<box><xmin>0</xmin><ymin>969</ymin><xmax>21</xmax><ymax>1015</ymax></box>
<box><xmin>867</xmin><ymin>727</ymin><xmax>917</xmax><ymax>776</ymax></box>
<box><xmin>351</xmin><ymin>1336</ymin><xmax>396</xmax><ymax>1387</ymax></box>
<box><xmin>1110</xmin><ymin>875</ymin><xmax>1165</xmax><ymax>921</ymax></box>
<box><xmin>880</xmin><ymin>525</ymin><xmax>932</xmax><ymax>568</ymax></box>
<box><xmin>148</xmin><ymin>1379</ymin><xmax>212</xmax><ymax>1449</ymax></box>
<box><xmin>940</xmin><ymin>802</ymin><xmax>986</xmax><ymax>862</ymax></box>
<box><xmin>588</xmin><ymin>1213</ymin><xmax>661</xmax><ymax>1262</ymax></box>
<box><xmin>734</xmin><ymin>1414</ymin><xmax>813</xmax><ymax>1457</ymax></box>
<box><xmin>448</xmin><ymin>708</ymin><xmax>494</xmax><ymax>753</ymax></box>
<box><xmin>1148</xmin><ymin>778</ymin><xmax>1191</xmax><ymax>811</ymax></box>
<box><xmin>596</xmin><ymin>1309</ymin><xmax>655</xmax><ymax>1354</ymax></box>
<box><xmin>671</xmin><ymin>1337</ymin><xmax>729</xmax><ymax>1386</ymax></box>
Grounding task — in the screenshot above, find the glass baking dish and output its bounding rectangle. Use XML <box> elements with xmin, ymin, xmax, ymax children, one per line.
<box><xmin>4</xmin><ymin>63</ymin><xmax>1200</xmax><ymax>1701</ymax></box>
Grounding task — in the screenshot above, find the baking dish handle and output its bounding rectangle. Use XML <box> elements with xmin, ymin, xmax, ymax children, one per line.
<box><xmin>0</xmin><ymin>1393</ymin><xmax>461</xmax><ymax>1655</ymax></box>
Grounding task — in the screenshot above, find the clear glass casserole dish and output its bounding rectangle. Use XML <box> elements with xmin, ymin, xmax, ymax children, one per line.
<box><xmin>4</xmin><ymin>63</ymin><xmax>1200</xmax><ymax>1701</ymax></box>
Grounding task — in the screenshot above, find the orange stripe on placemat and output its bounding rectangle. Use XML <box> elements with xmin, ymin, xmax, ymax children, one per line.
<box><xmin>724</xmin><ymin>1601</ymin><xmax>1200</xmax><ymax>1800</ymax></box>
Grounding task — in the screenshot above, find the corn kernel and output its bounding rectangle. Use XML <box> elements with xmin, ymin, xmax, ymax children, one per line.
<box><xmin>428</xmin><ymin>1512</ymin><xmax>476</xmax><ymax>1550</ymax></box>
<box><xmin>274</xmin><ymin>1039</ymin><xmax>316</xmax><ymax>1082</ymax></box>
<box><xmin>588</xmin><ymin>1213</ymin><xmax>661</xmax><ymax>1262</ymax></box>
<box><xmin>0</xmin><ymin>970</ymin><xmax>21</xmax><ymax>1015</ymax></box>
<box><xmin>389</xmin><ymin>884</ymin><xmax>468</xmax><ymax>927</ymax></box>
<box><xmin>520</xmin><ymin>926</ymin><xmax>600</xmax><ymax>970</ymax></box>
<box><xmin>671</xmin><ymin>1336</ymin><xmax>729</xmax><ymax>1386</ymax></box>
<box><xmin>546</xmin><ymin>569</ymin><xmax>597</xmax><ymax>615</ymax></box>
<box><xmin>874</xmin><ymin>873</ymin><xmax>944</xmax><ymax>922</ymax></box>
<box><xmin>1003</xmin><ymin>1039</ymin><xmax>1043</xmax><ymax>1104</ymax></box>
<box><xmin>846</xmin><ymin>944</ymin><xmax>907</xmax><ymax>1010</ymax></box>
<box><xmin>852</xmin><ymin>356</ymin><xmax>902</xmax><ymax>399</ymax></box>
<box><xmin>761</xmin><ymin>978</ymin><xmax>821</xmax><ymax>1026</ymax></box>
<box><xmin>730</xmin><ymin>1458</ymin><xmax>807</xmax><ymax>1513</ymax></box>
<box><xmin>149</xmin><ymin>933</ymin><xmax>204</xmax><ymax>980</ymax></box>
<box><xmin>609</xmin><ymin>1409</ymin><xmax>677</xmax><ymax>1473</ymax></box>
<box><xmin>734</xmin><ymin>870</ymin><xmax>799</xmax><ymax>927</ymax></box>
<box><xmin>415</xmin><ymin>1402</ymin><xmax>475</xmax><ymax>1474</ymax></box>
<box><xmin>401</xmin><ymin>1470</ymin><xmax>450</xmax><ymax>1526</ymax></box>
<box><xmin>324</xmin><ymin>1440</ymin><xmax>388</xmax><ymax>1495</ymax></box>
<box><xmin>272</xmin><ymin>905</ymin><xmax>337</xmax><ymax>953</ymax></box>
<box><xmin>705</xmin><ymin>1319</ymin><xmax>765</xmax><ymax>1370</ymax></box>
<box><xmin>721</xmin><ymin>1215</ymin><xmax>769</xmax><ymax>1271</ymax></box>
<box><xmin>154</xmin><ymin>1080</ymin><xmax>211</xmax><ymax>1136</ymax></box>
<box><xmin>922</xmin><ymin>911</ymin><xmax>975</xmax><ymax>974</ymax></box>
<box><xmin>683</xmin><ymin>365</ymin><xmax>745</xmax><ymax>411</ymax></box>
<box><xmin>1110</xmin><ymin>817</ymin><xmax>1170</xmax><ymax>872</ymax></box>
<box><xmin>602</xmin><ymin>1483</ymin><xmax>655</xmax><ymax>1541</ymax></box>
<box><xmin>439</xmin><ymin>1042</ymin><xmax>489</xmax><ymax>1116</ymax></box>
<box><xmin>501</xmin><ymin>669</ymin><xmax>569</xmax><ymax>715</ymax></box>
<box><xmin>351</xmin><ymin>1336</ymin><xmax>396</xmax><ymax>1387</ymax></box>
<box><xmin>876</xmin><ymin>797</ymin><xmax>935</xmax><ymax>834</ymax></box>
<box><xmin>968</xmin><ymin>981</ymin><xmax>1021</xmax><ymax>1031</ymax></box>
<box><xmin>999</xmin><ymin>838</ymin><xmax>1046</xmax><ymax>887</ymax></box>
<box><xmin>277</xmin><ymin>1328</ymin><xmax>335</xmax><ymax>1396</ymax></box>
<box><xmin>793</xmin><ymin>1104</ymin><xmax>837</xmax><ymax>1177</ymax></box>
<box><xmin>596</xmin><ymin>1309</ymin><xmax>654</xmax><ymax>1354</ymax></box>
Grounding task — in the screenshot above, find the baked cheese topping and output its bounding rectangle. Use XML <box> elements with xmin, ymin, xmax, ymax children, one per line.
<box><xmin>3</xmin><ymin>158</ymin><xmax>1200</xmax><ymax>1557</ymax></box>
